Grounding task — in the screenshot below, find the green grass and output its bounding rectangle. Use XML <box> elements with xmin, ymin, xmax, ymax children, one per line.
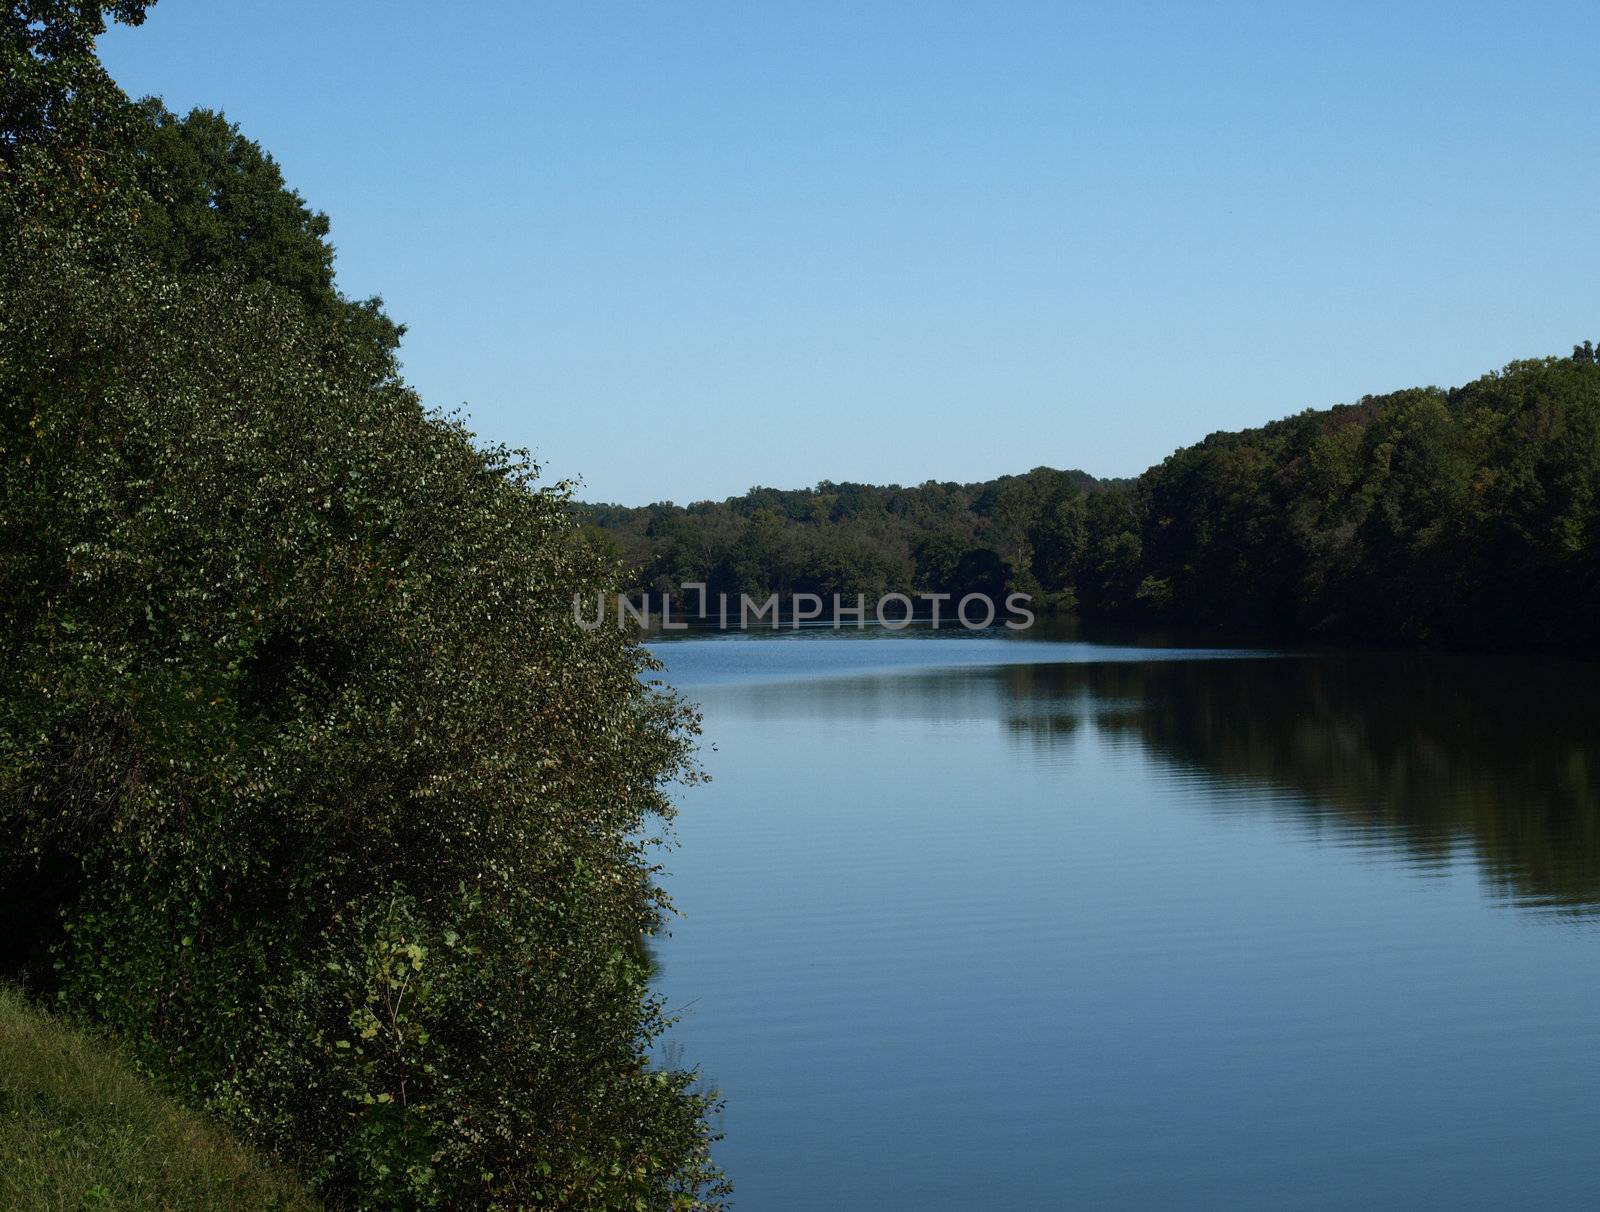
<box><xmin>0</xmin><ymin>985</ymin><xmax>317</xmax><ymax>1212</ymax></box>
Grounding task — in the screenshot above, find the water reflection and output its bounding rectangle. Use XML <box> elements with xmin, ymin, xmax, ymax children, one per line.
<box><xmin>656</xmin><ymin>639</ymin><xmax>1600</xmax><ymax>1209</ymax></box>
<box><xmin>1013</xmin><ymin>657</ymin><xmax>1600</xmax><ymax>915</ymax></box>
<box><xmin>692</xmin><ymin>651</ymin><xmax>1600</xmax><ymax>916</ymax></box>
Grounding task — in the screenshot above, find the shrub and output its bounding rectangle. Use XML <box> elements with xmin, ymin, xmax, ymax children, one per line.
<box><xmin>1</xmin><ymin>128</ymin><xmax>725</xmax><ymax>1211</ymax></box>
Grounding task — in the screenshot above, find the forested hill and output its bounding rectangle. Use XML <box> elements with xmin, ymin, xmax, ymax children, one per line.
<box><xmin>580</xmin><ymin>348</ymin><xmax>1600</xmax><ymax>647</ymax></box>
<box><xmin>578</xmin><ymin>467</ymin><xmax>1122</xmax><ymax>610</ymax></box>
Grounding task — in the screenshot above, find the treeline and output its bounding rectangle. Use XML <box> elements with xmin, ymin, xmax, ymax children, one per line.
<box><xmin>1116</xmin><ymin>350</ymin><xmax>1600</xmax><ymax>645</ymax></box>
<box><xmin>585</xmin><ymin>351</ymin><xmax>1600</xmax><ymax>646</ymax></box>
<box><xmin>579</xmin><ymin>468</ymin><xmax>1127</xmax><ymax>612</ymax></box>
<box><xmin>2</xmin><ymin>4</ymin><xmax>724</xmax><ymax>1209</ymax></box>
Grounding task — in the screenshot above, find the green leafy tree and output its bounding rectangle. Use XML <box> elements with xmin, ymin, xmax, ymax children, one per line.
<box><xmin>1</xmin><ymin>1</ymin><xmax>151</xmax><ymax>158</ymax></box>
<box><xmin>130</xmin><ymin>102</ymin><xmax>404</xmax><ymax>370</ymax></box>
<box><xmin>1</xmin><ymin>11</ymin><xmax>727</xmax><ymax>1207</ymax></box>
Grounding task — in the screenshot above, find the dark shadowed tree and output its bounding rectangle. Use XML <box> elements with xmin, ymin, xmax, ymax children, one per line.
<box><xmin>131</xmin><ymin>102</ymin><xmax>404</xmax><ymax>367</ymax></box>
<box><xmin>0</xmin><ymin>1</ymin><xmax>151</xmax><ymax>157</ymax></box>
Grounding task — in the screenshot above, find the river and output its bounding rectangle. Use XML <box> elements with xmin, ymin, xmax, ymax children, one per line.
<box><xmin>650</xmin><ymin>629</ymin><xmax>1600</xmax><ymax>1209</ymax></box>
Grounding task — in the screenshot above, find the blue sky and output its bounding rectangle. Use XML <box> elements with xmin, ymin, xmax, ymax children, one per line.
<box><xmin>101</xmin><ymin>1</ymin><xmax>1600</xmax><ymax>505</ymax></box>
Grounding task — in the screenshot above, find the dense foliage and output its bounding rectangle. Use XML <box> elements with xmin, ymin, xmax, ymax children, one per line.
<box><xmin>1107</xmin><ymin>353</ymin><xmax>1600</xmax><ymax>644</ymax></box>
<box><xmin>1</xmin><ymin>5</ymin><xmax>725</xmax><ymax>1207</ymax></box>
<box><xmin>128</xmin><ymin>99</ymin><xmax>404</xmax><ymax>372</ymax></box>
<box><xmin>1</xmin><ymin>1</ymin><xmax>150</xmax><ymax>158</ymax></box>
<box><xmin>579</xmin><ymin>467</ymin><xmax>1121</xmax><ymax>613</ymax></box>
<box><xmin>591</xmin><ymin>355</ymin><xmax>1600</xmax><ymax>646</ymax></box>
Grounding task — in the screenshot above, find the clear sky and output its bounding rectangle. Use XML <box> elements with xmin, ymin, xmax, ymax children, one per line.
<box><xmin>100</xmin><ymin>1</ymin><xmax>1600</xmax><ymax>506</ymax></box>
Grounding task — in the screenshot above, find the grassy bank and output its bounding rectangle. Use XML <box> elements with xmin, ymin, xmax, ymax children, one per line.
<box><xmin>0</xmin><ymin>986</ymin><xmax>316</xmax><ymax>1212</ymax></box>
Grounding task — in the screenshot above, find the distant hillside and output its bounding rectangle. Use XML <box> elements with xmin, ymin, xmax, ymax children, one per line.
<box><xmin>576</xmin><ymin>466</ymin><xmax>1121</xmax><ymax>610</ymax></box>
<box><xmin>580</xmin><ymin>346</ymin><xmax>1600</xmax><ymax>647</ymax></box>
<box><xmin>1105</xmin><ymin>348</ymin><xmax>1600</xmax><ymax>645</ymax></box>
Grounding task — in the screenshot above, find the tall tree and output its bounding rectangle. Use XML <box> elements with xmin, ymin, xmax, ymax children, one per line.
<box><xmin>131</xmin><ymin>102</ymin><xmax>404</xmax><ymax>367</ymax></box>
<box><xmin>1</xmin><ymin>1</ymin><xmax>151</xmax><ymax>158</ymax></box>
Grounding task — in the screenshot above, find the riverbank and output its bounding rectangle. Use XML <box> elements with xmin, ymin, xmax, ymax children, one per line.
<box><xmin>0</xmin><ymin>986</ymin><xmax>316</xmax><ymax>1211</ymax></box>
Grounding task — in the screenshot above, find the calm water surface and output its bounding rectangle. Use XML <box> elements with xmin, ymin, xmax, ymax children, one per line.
<box><xmin>648</xmin><ymin>631</ymin><xmax>1600</xmax><ymax>1209</ymax></box>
